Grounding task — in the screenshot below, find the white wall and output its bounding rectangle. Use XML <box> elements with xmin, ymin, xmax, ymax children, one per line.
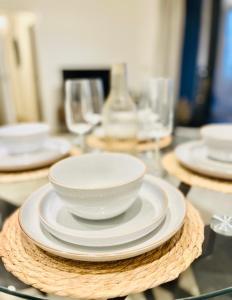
<box><xmin>37</xmin><ymin>0</ymin><xmax>157</xmax><ymax>130</ymax></box>
<box><xmin>0</xmin><ymin>0</ymin><xmax>184</xmax><ymax>130</ymax></box>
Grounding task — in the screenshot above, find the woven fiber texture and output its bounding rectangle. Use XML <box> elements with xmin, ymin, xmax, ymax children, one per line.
<box><xmin>0</xmin><ymin>148</ymin><xmax>80</xmax><ymax>184</ymax></box>
<box><xmin>86</xmin><ymin>135</ymin><xmax>172</xmax><ymax>152</ymax></box>
<box><xmin>0</xmin><ymin>202</ymin><xmax>203</xmax><ymax>300</ymax></box>
<box><xmin>162</xmin><ymin>152</ymin><xmax>232</xmax><ymax>193</ymax></box>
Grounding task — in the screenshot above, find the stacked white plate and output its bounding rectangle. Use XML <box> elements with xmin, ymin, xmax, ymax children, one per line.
<box><xmin>0</xmin><ymin>123</ymin><xmax>71</xmax><ymax>171</ymax></box>
<box><xmin>19</xmin><ymin>153</ymin><xmax>186</xmax><ymax>262</ymax></box>
<box><xmin>175</xmin><ymin>124</ymin><xmax>232</xmax><ymax>180</ymax></box>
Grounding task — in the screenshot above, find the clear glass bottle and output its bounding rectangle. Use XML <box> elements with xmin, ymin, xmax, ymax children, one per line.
<box><xmin>102</xmin><ymin>63</ymin><xmax>138</xmax><ymax>152</ymax></box>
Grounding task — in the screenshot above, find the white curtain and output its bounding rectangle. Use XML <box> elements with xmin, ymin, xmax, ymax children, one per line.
<box><xmin>0</xmin><ymin>34</ymin><xmax>16</xmax><ymax>124</ymax></box>
<box><xmin>152</xmin><ymin>0</ymin><xmax>185</xmax><ymax>97</ymax></box>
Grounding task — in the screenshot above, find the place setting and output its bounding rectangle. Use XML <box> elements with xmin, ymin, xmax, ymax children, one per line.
<box><xmin>0</xmin><ymin>152</ymin><xmax>204</xmax><ymax>299</ymax></box>
<box><xmin>0</xmin><ymin>3</ymin><xmax>231</xmax><ymax>298</ymax></box>
<box><xmin>0</xmin><ymin>122</ymin><xmax>79</xmax><ymax>183</ymax></box>
<box><xmin>162</xmin><ymin>123</ymin><xmax>232</xmax><ymax>193</ymax></box>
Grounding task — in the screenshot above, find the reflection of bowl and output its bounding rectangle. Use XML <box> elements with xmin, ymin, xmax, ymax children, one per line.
<box><xmin>201</xmin><ymin>124</ymin><xmax>232</xmax><ymax>162</ymax></box>
<box><xmin>49</xmin><ymin>153</ymin><xmax>146</xmax><ymax>220</ymax></box>
<box><xmin>0</xmin><ymin>123</ymin><xmax>50</xmax><ymax>155</ymax></box>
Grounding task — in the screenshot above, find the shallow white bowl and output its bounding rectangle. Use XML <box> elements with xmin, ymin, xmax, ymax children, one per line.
<box><xmin>0</xmin><ymin>123</ymin><xmax>50</xmax><ymax>154</ymax></box>
<box><xmin>201</xmin><ymin>124</ymin><xmax>232</xmax><ymax>162</ymax></box>
<box><xmin>49</xmin><ymin>153</ymin><xmax>146</xmax><ymax>220</ymax></box>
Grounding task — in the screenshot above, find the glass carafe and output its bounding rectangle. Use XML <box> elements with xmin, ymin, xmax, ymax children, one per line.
<box><xmin>102</xmin><ymin>63</ymin><xmax>138</xmax><ymax>152</ymax></box>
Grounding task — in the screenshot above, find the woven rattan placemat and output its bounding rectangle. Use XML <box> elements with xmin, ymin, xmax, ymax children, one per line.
<box><xmin>86</xmin><ymin>135</ymin><xmax>172</xmax><ymax>152</ymax></box>
<box><xmin>162</xmin><ymin>152</ymin><xmax>232</xmax><ymax>193</ymax></box>
<box><xmin>0</xmin><ymin>148</ymin><xmax>80</xmax><ymax>184</ymax></box>
<box><xmin>0</xmin><ymin>202</ymin><xmax>203</xmax><ymax>299</ymax></box>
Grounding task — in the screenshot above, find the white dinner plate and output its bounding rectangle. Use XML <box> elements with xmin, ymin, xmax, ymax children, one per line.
<box><xmin>19</xmin><ymin>175</ymin><xmax>186</xmax><ymax>262</ymax></box>
<box><xmin>39</xmin><ymin>177</ymin><xmax>168</xmax><ymax>247</ymax></box>
<box><xmin>0</xmin><ymin>138</ymin><xmax>71</xmax><ymax>172</ymax></box>
<box><xmin>175</xmin><ymin>140</ymin><xmax>232</xmax><ymax>180</ymax></box>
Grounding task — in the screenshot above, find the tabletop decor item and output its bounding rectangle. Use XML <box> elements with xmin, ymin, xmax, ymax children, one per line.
<box><xmin>0</xmin><ymin>122</ymin><xmax>76</xmax><ymax>173</ymax></box>
<box><xmin>175</xmin><ymin>140</ymin><xmax>232</xmax><ymax>180</ymax></box>
<box><xmin>49</xmin><ymin>153</ymin><xmax>146</xmax><ymax>220</ymax></box>
<box><xmin>0</xmin><ymin>122</ymin><xmax>49</xmax><ymax>154</ymax></box>
<box><xmin>102</xmin><ymin>63</ymin><xmax>138</xmax><ymax>152</ymax></box>
<box><xmin>86</xmin><ymin>133</ymin><xmax>172</xmax><ymax>152</ymax></box>
<box><xmin>162</xmin><ymin>152</ymin><xmax>232</xmax><ymax>194</ymax></box>
<box><xmin>0</xmin><ymin>138</ymin><xmax>71</xmax><ymax>172</ymax></box>
<box><xmin>201</xmin><ymin>124</ymin><xmax>232</xmax><ymax>162</ymax></box>
<box><xmin>163</xmin><ymin>151</ymin><xmax>232</xmax><ymax>236</ymax></box>
<box><xmin>0</xmin><ymin>147</ymin><xmax>80</xmax><ymax>184</ymax></box>
<box><xmin>0</xmin><ymin>200</ymin><xmax>203</xmax><ymax>300</ymax></box>
<box><xmin>200</xmin><ymin>124</ymin><xmax>232</xmax><ymax>236</ymax></box>
<box><xmin>65</xmin><ymin>79</ymin><xmax>103</xmax><ymax>151</ymax></box>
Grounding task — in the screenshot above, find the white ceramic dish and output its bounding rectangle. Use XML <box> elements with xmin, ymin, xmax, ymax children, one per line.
<box><xmin>0</xmin><ymin>138</ymin><xmax>71</xmax><ymax>172</ymax></box>
<box><xmin>39</xmin><ymin>176</ymin><xmax>168</xmax><ymax>247</ymax></box>
<box><xmin>0</xmin><ymin>123</ymin><xmax>50</xmax><ymax>154</ymax></box>
<box><xmin>175</xmin><ymin>140</ymin><xmax>232</xmax><ymax>180</ymax></box>
<box><xmin>49</xmin><ymin>153</ymin><xmax>146</xmax><ymax>220</ymax></box>
<box><xmin>201</xmin><ymin>124</ymin><xmax>232</xmax><ymax>162</ymax></box>
<box><xmin>19</xmin><ymin>175</ymin><xmax>186</xmax><ymax>262</ymax></box>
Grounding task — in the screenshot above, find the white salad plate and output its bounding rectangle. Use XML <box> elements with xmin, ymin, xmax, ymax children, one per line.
<box><xmin>19</xmin><ymin>175</ymin><xmax>186</xmax><ymax>262</ymax></box>
<box><xmin>175</xmin><ymin>140</ymin><xmax>232</xmax><ymax>180</ymax></box>
<box><xmin>39</xmin><ymin>176</ymin><xmax>168</xmax><ymax>247</ymax></box>
<box><xmin>0</xmin><ymin>138</ymin><xmax>71</xmax><ymax>172</ymax></box>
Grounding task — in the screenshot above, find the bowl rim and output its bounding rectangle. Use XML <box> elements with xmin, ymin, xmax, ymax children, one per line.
<box><xmin>49</xmin><ymin>152</ymin><xmax>147</xmax><ymax>191</ymax></box>
<box><xmin>200</xmin><ymin>124</ymin><xmax>232</xmax><ymax>142</ymax></box>
<box><xmin>0</xmin><ymin>122</ymin><xmax>49</xmax><ymax>138</ymax></box>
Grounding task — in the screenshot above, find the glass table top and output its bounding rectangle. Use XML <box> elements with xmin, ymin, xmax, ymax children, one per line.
<box><xmin>0</xmin><ymin>130</ymin><xmax>231</xmax><ymax>300</ymax></box>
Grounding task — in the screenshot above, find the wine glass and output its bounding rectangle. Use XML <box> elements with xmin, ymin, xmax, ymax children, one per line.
<box><xmin>65</xmin><ymin>79</ymin><xmax>103</xmax><ymax>151</ymax></box>
<box><xmin>82</xmin><ymin>79</ymin><xmax>104</xmax><ymax>126</ymax></box>
<box><xmin>147</xmin><ymin>77</ymin><xmax>174</xmax><ymax>176</ymax></box>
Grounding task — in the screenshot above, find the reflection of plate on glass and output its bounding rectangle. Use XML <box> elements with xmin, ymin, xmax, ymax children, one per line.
<box><xmin>39</xmin><ymin>175</ymin><xmax>168</xmax><ymax>247</ymax></box>
<box><xmin>19</xmin><ymin>175</ymin><xmax>186</xmax><ymax>262</ymax></box>
<box><xmin>0</xmin><ymin>138</ymin><xmax>71</xmax><ymax>172</ymax></box>
<box><xmin>175</xmin><ymin>140</ymin><xmax>232</xmax><ymax>180</ymax></box>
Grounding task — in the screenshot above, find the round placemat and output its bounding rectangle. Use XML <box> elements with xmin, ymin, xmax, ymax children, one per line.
<box><xmin>162</xmin><ymin>152</ymin><xmax>232</xmax><ymax>193</ymax></box>
<box><xmin>86</xmin><ymin>135</ymin><xmax>172</xmax><ymax>152</ymax></box>
<box><xmin>0</xmin><ymin>202</ymin><xmax>203</xmax><ymax>300</ymax></box>
<box><xmin>0</xmin><ymin>148</ymin><xmax>80</xmax><ymax>184</ymax></box>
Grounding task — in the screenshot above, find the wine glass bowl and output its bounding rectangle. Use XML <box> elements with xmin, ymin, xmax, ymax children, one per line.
<box><xmin>82</xmin><ymin>79</ymin><xmax>104</xmax><ymax>126</ymax></box>
<box><xmin>148</xmin><ymin>77</ymin><xmax>174</xmax><ymax>139</ymax></box>
<box><xmin>146</xmin><ymin>77</ymin><xmax>174</xmax><ymax>175</ymax></box>
<box><xmin>65</xmin><ymin>79</ymin><xmax>104</xmax><ymax>150</ymax></box>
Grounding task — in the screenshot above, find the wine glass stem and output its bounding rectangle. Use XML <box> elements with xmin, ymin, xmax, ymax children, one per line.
<box><xmin>80</xmin><ymin>134</ymin><xmax>86</xmax><ymax>152</ymax></box>
<box><xmin>155</xmin><ymin>137</ymin><xmax>160</xmax><ymax>164</ymax></box>
<box><xmin>153</xmin><ymin>137</ymin><xmax>164</xmax><ymax>176</ymax></box>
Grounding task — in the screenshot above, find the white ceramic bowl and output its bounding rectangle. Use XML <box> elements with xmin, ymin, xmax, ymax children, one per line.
<box><xmin>0</xmin><ymin>123</ymin><xmax>50</xmax><ymax>155</ymax></box>
<box><xmin>201</xmin><ymin>124</ymin><xmax>232</xmax><ymax>162</ymax></box>
<box><xmin>49</xmin><ymin>153</ymin><xmax>146</xmax><ymax>220</ymax></box>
